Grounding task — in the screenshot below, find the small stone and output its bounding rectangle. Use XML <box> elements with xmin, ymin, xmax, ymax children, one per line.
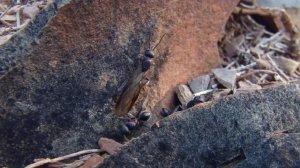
<box><xmin>187</xmin><ymin>75</ymin><xmax>210</xmax><ymax>93</ymax></box>
<box><xmin>176</xmin><ymin>84</ymin><xmax>194</xmax><ymax>105</ymax></box>
<box><xmin>273</xmin><ymin>56</ymin><xmax>299</xmax><ymax>75</ymax></box>
<box><xmin>79</xmin><ymin>154</ymin><xmax>104</xmax><ymax>168</ymax></box>
<box><xmin>98</xmin><ymin>138</ymin><xmax>123</xmax><ymax>155</ymax></box>
<box><xmin>212</xmin><ymin>68</ymin><xmax>237</xmax><ymax>89</ymax></box>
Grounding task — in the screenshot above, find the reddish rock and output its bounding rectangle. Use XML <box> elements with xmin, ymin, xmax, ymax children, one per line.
<box><xmin>98</xmin><ymin>138</ymin><xmax>123</xmax><ymax>155</ymax></box>
<box><xmin>0</xmin><ymin>0</ymin><xmax>239</xmax><ymax>166</ymax></box>
<box><xmin>79</xmin><ymin>154</ymin><xmax>104</xmax><ymax>168</ymax></box>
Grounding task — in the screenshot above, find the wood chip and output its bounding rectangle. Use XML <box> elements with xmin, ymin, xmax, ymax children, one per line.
<box><xmin>1</xmin><ymin>14</ymin><xmax>16</xmax><ymax>22</ymax></box>
<box><xmin>272</xmin><ymin>56</ymin><xmax>300</xmax><ymax>75</ymax></box>
<box><xmin>176</xmin><ymin>84</ymin><xmax>194</xmax><ymax>105</ymax></box>
<box><xmin>98</xmin><ymin>138</ymin><xmax>123</xmax><ymax>155</ymax></box>
<box><xmin>254</xmin><ymin>59</ymin><xmax>272</xmax><ymax>69</ymax></box>
<box><xmin>79</xmin><ymin>154</ymin><xmax>104</xmax><ymax>168</ymax></box>
<box><xmin>212</xmin><ymin>68</ymin><xmax>237</xmax><ymax>89</ymax></box>
<box><xmin>238</xmin><ymin>81</ymin><xmax>262</xmax><ymax>90</ymax></box>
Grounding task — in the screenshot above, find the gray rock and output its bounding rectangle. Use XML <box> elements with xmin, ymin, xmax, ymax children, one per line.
<box><xmin>98</xmin><ymin>83</ymin><xmax>300</xmax><ymax>168</ymax></box>
<box><xmin>257</xmin><ymin>0</ymin><xmax>300</xmax><ymax>7</ymax></box>
<box><xmin>212</xmin><ymin>68</ymin><xmax>237</xmax><ymax>89</ymax></box>
<box><xmin>187</xmin><ymin>75</ymin><xmax>210</xmax><ymax>93</ymax></box>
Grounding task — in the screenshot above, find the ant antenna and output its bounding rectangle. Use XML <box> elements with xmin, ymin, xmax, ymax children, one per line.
<box><xmin>152</xmin><ymin>33</ymin><xmax>166</xmax><ymax>51</ymax></box>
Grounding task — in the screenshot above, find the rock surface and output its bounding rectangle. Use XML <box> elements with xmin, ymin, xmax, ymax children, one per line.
<box><xmin>98</xmin><ymin>83</ymin><xmax>300</xmax><ymax>168</ymax></box>
<box><xmin>0</xmin><ymin>0</ymin><xmax>239</xmax><ymax>167</ymax></box>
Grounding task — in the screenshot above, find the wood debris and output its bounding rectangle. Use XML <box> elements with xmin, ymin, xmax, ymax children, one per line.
<box><xmin>176</xmin><ymin>84</ymin><xmax>194</xmax><ymax>105</ymax></box>
<box><xmin>25</xmin><ymin>136</ymin><xmax>124</xmax><ymax>168</ymax></box>
<box><xmin>175</xmin><ymin>0</ymin><xmax>300</xmax><ymax>109</ymax></box>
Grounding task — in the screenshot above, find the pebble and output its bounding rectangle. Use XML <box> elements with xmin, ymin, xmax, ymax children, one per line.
<box><xmin>98</xmin><ymin>138</ymin><xmax>123</xmax><ymax>155</ymax></box>
<box><xmin>176</xmin><ymin>84</ymin><xmax>194</xmax><ymax>105</ymax></box>
<box><xmin>187</xmin><ymin>75</ymin><xmax>210</xmax><ymax>93</ymax></box>
<box><xmin>212</xmin><ymin>68</ymin><xmax>237</xmax><ymax>89</ymax></box>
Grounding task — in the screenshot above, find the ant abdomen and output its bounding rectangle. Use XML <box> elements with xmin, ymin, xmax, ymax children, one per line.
<box><xmin>142</xmin><ymin>57</ymin><xmax>152</xmax><ymax>72</ymax></box>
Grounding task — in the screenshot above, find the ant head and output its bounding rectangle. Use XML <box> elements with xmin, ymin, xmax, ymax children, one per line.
<box><xmin>145</xmin><ymin>49</ymin><xmax>155</xmax><ymax>58</ymax></box>
<box><xmin>145</xmin><ymin>33</ymin><xmax>166</xmax><ymax>58</ymax></box>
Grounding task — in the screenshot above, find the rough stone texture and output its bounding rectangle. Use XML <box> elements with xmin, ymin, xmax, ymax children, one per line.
<box><xmin>0</xmin><ymin>0</ymin><xmax>70</xmax><ymax>78</ymax></box>
<box><xmin>98</xmin><ymin>83</ymin><xmax>300</xmax><ymax>168</ymax></box>
<box><xmin>0</xmin><ymin>0</ymin><xmax>239</xmax><ymax>167</ymax></box>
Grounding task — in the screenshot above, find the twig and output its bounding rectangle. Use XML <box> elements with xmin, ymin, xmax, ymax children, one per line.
<box><xmin>234</xmin><ymin>62</ymin><xmax>257</xmax><ymax>71</ymax></box>
<box><xmin>152</xmin><ymin>33</ymin><xmax>166</xmax><ymax>50</ymax></box>
<box><xmin>265</xmin><ymin>54</ymin><xmax>289</xmax><ymax>82</ymax></box>
<box><xmin>194</xmin><ymin>89</ymin><xmax>214</xmax><ymax>96</ymax></box>
<box><xmin>16</xmin><ymin>0</ymin><xmax>21</xmax><ymax>28</ymax></box>
<box><xmin>25</xmin><ymin>149</ymin><xmax>104</xmax><ymax>168</ymax></box>
<box><xmin>141</xmin><ymin>94</ymin><xmax>149</xmax><ymax>110</ymax></box>
<box><xmin>237</xmin><ymin>69</ymin><xmax>277</xmax><ymax>80</ymax></box>
<box><xmin>0</xmin><ymin>4</ymin><xmax>11</xmax><ymax>19</ymax></box>
<box><xmin>257</xmin><ymin>74</ymin><xmax>269</xmax><ymax>83</ymax></box>
<box><xmin>225</xmin><ymin>61</ymin><xmax>236</xmax><ymax>69</ymax></box>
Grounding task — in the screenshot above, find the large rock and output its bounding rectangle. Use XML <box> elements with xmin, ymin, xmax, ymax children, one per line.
<box><xmin>0</xmin><ymin>0</ymin><xmax>239</xmax><ymax>167</ymax></box>
<box><xmin>98</xmin><ymin>83</ymin><xmax>300</xmax><ymax>168</ymax></box>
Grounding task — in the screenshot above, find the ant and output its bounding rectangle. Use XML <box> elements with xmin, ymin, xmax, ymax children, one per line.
<box><xmin>114</xmin><ymin>33</ymin><xmax>166</xmax><ymax>118</ymax></box>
